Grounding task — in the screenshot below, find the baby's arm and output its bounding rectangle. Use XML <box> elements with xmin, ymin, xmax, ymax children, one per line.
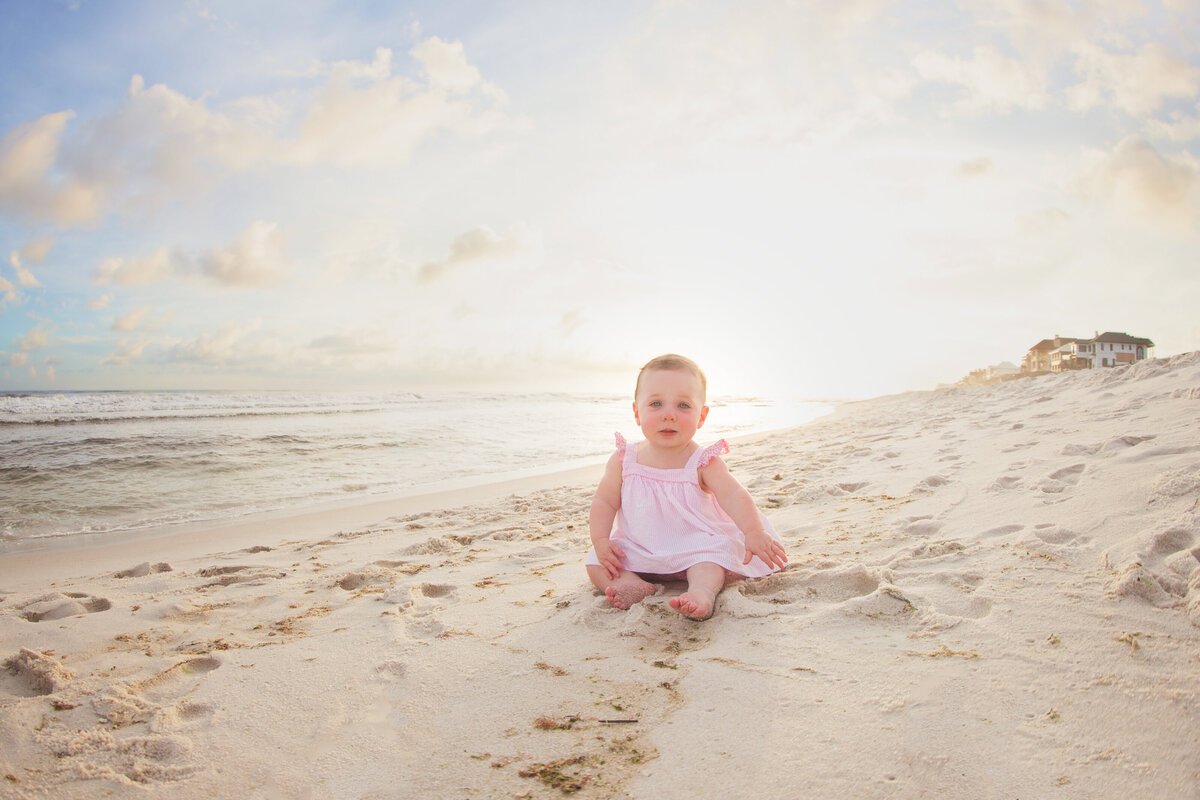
<box><xmin>699</xmin><ymin>457</ymin><xmax>788</xmax><ymax>570</ymax></box>
<box><xmin>589</xmin><ymin>450</ymin><xmax>625</xmax><ymax>579</ymax></box>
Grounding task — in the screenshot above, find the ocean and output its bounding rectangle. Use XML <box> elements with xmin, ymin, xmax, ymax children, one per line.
<box><xmin>0</xmin><ymin>391</ymin><xmax>831</xmax><ymax>550</ymax></box>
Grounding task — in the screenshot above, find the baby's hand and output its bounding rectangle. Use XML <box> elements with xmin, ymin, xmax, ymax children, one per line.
<box><xmin>593</xmin><ymin>539</ymin><xmax>626</xmax><ymax>580</ymax></box>
<box><xmin>743</xmin><ymin>529</ymin><xmax>787</xmax><ymax>570</ymax></box>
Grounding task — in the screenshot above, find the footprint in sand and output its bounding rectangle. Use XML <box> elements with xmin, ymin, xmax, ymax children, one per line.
<box><xmin>18</xmin><ymin>592</ymin><xmax>112</xmax><ymax>622</ymax></box>
<box><xmin>912</xmin><ymin>474</ymin><xmax>951</xmax><ymax>493</ymax></box>
<box><xmin>898</xmin><ymin>516</ymin><xmax>944</xmax><ymax>537</ymax></box>
<box><xmin>1103</xmin><ymin>526</ymin><xmax>1198</xmax><ymax>608</ymax></box>
<box><xmin>131</xmin><ymin>656</ymin><xmax>223</xmax><ymax>703</ymax></box>
<box><xmin>1037</xmin><ymin>463</ymin><xmax>1085</xmax><ymax>494</ymax></box>
<box><xmin>114</xmin><ymin>562</ymin><xmax>173</xmax><ymax>579</ymax></box>
<box><xmin>979</xmin><ymin>523</ymin><xmax>1024</xmax><ymax>539</ymax></box>
<box><xmin>727</xmin><ymin>564</ymin><xmax>883</xmax><ymax>618</ymax></box>
<box><xmin>196</xmin><ymin>565</ymin><xmax>286</xmax><ymax>587</ymax></box>
<box><xmin>336</xmin><ymin>568</ymin><xmax>396</xmax><ymax>592</ymax></box>
<box><xmin>1028</xmin><ymin>524</ymin><xmax>1090</xmax><ymax>547</ymax></box>
<box><xmin>397</xmin><ymin>583</ymin><xmax>460</xmax><ymax>639</ymax></box>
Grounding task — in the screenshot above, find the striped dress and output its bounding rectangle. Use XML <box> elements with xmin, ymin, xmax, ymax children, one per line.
<box><xmin>586</xmin><ymin>433</ymin><xmax>784</xmax><ymax>578</ymax></box>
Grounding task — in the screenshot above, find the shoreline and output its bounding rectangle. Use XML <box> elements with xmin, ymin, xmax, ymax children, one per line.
<box><xmin>0</xmin><ymin>462</ymin><xmax>607</xmax><ymax>590</ymax></box>
<box><xmin>0</xmin><ymin>425</ymin><xmax>803</xmax><ymax>586</ymax></box>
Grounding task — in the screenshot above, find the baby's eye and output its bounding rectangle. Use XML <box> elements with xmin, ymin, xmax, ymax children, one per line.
<box><xmin>679</xmin><ymin>403</ymin><xmax>691</xmax><ymax>409</ymax></box>
<box><xmin>649</xmin><ymin>401</ymin><xmax>661</xmax><ymax>407</ymax></box>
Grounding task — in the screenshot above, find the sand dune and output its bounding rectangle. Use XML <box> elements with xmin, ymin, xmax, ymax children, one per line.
<box><xmin>2</xmin><ymin>352</ymin><xmax>1199</xmax><ymax>798</ymax></box>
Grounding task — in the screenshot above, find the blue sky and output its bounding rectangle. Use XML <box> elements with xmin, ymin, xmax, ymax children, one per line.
<box><xmin>1</xmin><ymin>0</ymin><xmax>1197</xmax><ymax>398</ymax></box>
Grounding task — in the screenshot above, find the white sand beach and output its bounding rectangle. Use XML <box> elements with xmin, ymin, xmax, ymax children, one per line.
<box><xmin>2</xmin><ymin>353</ymin><xmax>1199</xmax><ymax>799</ymax></box>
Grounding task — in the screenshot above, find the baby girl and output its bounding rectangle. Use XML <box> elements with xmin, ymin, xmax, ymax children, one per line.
<box><xmin>585</xmin><ymin>354</ymin><xmax>787</xmax><ymax>620</ymax></box>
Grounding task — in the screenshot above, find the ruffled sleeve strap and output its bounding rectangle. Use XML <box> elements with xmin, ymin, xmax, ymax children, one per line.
<box><xmin>614</xmin><ymin>431</ymin><xmax>627</xmax><ymax>457</ymax></box>
<box><xmin>697</xmin><ymin>438</ymin><xmax>730</xmax><ymax>467</ymax></box>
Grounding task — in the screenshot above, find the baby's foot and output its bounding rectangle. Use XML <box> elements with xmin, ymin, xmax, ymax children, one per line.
<box><xmin>669</xmin><ymin>590</ymin><xmax>717</xmax><ymax>621</ymax></box>
<box><xmin>604</xmin><ymin>573</ymin><xmax>656</xmax><ymax>610</ymax></box>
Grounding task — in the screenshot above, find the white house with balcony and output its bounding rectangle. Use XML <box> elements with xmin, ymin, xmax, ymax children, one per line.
<box><xmin>1025</xmin><ymin>331</ymin><xmax>1154</xmax><ymax>373</ymax></box>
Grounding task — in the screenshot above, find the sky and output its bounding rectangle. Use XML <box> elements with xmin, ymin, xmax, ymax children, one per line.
<box><xmin>1</xmin><ymin>0</ymin><xmax>1198</xmax><ymax>400</ymax></box>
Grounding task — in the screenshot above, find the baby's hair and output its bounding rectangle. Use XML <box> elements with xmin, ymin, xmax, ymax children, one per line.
<box><xmin>635</xmin><ymin>354</ymin><xmax>707</xmax><ymax>403</ymax></box>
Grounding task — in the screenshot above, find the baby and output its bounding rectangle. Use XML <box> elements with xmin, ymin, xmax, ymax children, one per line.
<box><xmin>585</xmin><ymin>354</ymin><xmax>787</xmax><ymax>620</ymax></box>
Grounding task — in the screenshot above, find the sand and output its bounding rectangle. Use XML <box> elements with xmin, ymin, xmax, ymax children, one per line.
<box><xmin>2</xmin><ymin>352</ymin><xmax>1199</xmax><ymax>799</ymax></box>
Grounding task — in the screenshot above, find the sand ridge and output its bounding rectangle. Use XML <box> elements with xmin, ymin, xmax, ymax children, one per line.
<box><xmin>2</xmin><ymin>352</ymin><xmax>1199</xmax><ymax>798</ymax></box>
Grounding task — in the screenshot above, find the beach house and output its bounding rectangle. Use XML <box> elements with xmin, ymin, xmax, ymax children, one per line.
<box><xmin>1023</xmin><ymin>332</ymin><xmax>1155</xmax><ymax>373</ymax></box>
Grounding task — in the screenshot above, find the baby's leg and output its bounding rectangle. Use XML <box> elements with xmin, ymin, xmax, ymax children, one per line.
<box><xmin>668</xmin><ymin>562</ymin><xmax>726</xmax><ymax>621</ymax></box>
<box><xmin>587</xmin><ymin>565</ymin><xmax>656</xmax><ymax>610</ymax></box>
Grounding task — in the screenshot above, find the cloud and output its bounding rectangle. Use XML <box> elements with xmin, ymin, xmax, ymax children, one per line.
<box><xmin>95</xmin><ymin>221</ymin><xmax>288</xmax><ymax>288</ymax></box>
<box><xmin>95</xmin><ymin>246</ymin><xmax>183</xmax><ymax>285</ymax></box>
<box><xmin>0</xmin><ymin>111</ymin><xmax>103</xmax><ymax>226</ymax></box>
<box><xmin>411</xmin><ymin>37</ymin><xmax>487</xmax><ymax>95</ymax></box>
<box><xmin>1146</xmin><ymin>106</ymin><xmax>1200</xmax><ymax>142</ymax></box>
<box><xmin>87</xmin><ymin>293</ymin><xmax>114</xmax><ymax>310</ymax></box>
<box><xmin>169</xmin><ymin>319</ymin><xmax>263</xmax><ymax>363</ymax></box>
<box><xmin>291</xmin><ymin>40</ymin><xmax>516</xmax><ymax>168</ymax></box>
<box><xmin>0</xmin><ymin>38</ymin><xmax>516</xmax><ymax>228</ymax></box>
<box><xmin>419</xmin><ymin>223</ymin><xmax>538</xmax><ymax>281</ymax></box>
<box><xmin>16</xmin><ymin>325</ymin><xmax>50</xmax><ymax>351</ymax></box>
<box><xmin>1067</xmin><ymin>42</ymin><xmax>1199</xmax><ymax>117</ymax></box>
<box><xmin>8</xmin><ymin>352</ymin><xmax>28</xmax><ymax>367</ymax></box>
<box><xmin>113</xmin><ymin>306</ymin><xmax>153</xmax><ymax>332</ymax></box>
<box><xmin>200</xmin><ymin>220</ymin><xmax>288</xmax><ymax>287</ymax></box>
<box><xmin>20</xmin><ymin>235</ymin><xmax>54</xmax><ymax>264</ymax></box>
<box><xmin>99</xmin><ymin>337</ymin><xmax>149</xmax><ymax>367</ymax></box>
<box><xmin>913</xmin><ymin>45</ymin><xmax>1049</xmax><ymax>114</ymax></box>
<box><xmin>1079</xmin><ymin>135</ymin><xmax>1198</xmax><ymax>223</ymax></box>
<box><xmin>957</xmin><ymin>157</ymin><xmax>994</xmax><ymax>177</ymax></box>
<box><xmin>0</xmin><ymin>274</ymin><xmax>17</xmax><ymax>305</ymax></box>
<box><xmin>8</xmin><ymin>252</ymin><xmax>42</xmax><ymax>287</ymax></box>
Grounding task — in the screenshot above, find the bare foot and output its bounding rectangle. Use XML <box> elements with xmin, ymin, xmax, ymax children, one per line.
<box><xmin>604</xmin><ymin>573</ymin><xmax>657</xmax><ymax>610</ymax></box>
<box><xmin>669</xmin><ymin>590</ymin><xmax>716</xmax><ymax>621</ymax></box>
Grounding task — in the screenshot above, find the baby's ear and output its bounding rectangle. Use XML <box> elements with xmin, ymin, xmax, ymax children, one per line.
<box><xmin>632</xmin><ymin>400</ymin><xmax>640</xmax><ymax>424</ymax></box>
<box><xmin>698</xmin><ymin>405</ymin><xmax>710</xmax><ymax>427</ymax></box>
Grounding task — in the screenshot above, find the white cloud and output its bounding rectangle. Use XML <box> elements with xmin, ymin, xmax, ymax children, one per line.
<box><xmin>20</xmin><ymin>235</ymin><xmax>54</xmax><ymax>264</ymax></box>
<box><xmin>95</xmin><ymin>221</ymin><xmax>288</xmax><ymax>288</ymax></box>
<box><xmin>113</xmin><ymin>306</ymin><xmax>153</xmax><ymax>332</ymax></box>
<box><xmin>419</xmin><ymin>223</ymin><xmax>539</xmax><ymax>282</ymax></box>
<box><xmin>169</xmin><ymin>319</ymin><xmax>263</xmax><ymax>363</ymax></box>
<box><xmin>95</xmin><ymin>246</ymin><xmax>182</xmax><ymax>286</ymax></box>
<box><xmin>16</xmin><ymin>325</ymin><xmax>50</xmax><ymax>351</ymax></box>
<box><xmin>0</xmin><ymin>111</ymin><xmax>103</xmax><ymax>226</ymax></box>
<box><xmin>290</xmin><ymin>40</ymin><xmax>516</xmax><ymax>168</ymax></box>
<box><xmin>411</xmin><ymin>37</ymin><xmax>485</xmax><ymax>95</ymax></box>
<box><xmin>1067</xmin><ymin>41</ymin><xmax>1199</xmax><ymax>117</ymax></box>
<box><xmin>0</xmin><ymin>274</ymin><xmax>17</xmax><ymax>305</ymax></box>
<box><xmin>957</xmin><ymin>157</ymin><xmax>994</xmax><ymax>177</ymax></box>
<box><xmin>1079</xmin><ymin>135</ymin><xmax>1198</xmax><ymax>223</ymax></box>
<box><xmin>1146</xmin><ymin>105</ymin><xmax>1200</xmax><ymax>142</ymax></box>
<box><xmin>200</xmin><ymin>220</ymin><xmax>289</xmax><ymax>287</ymax></box>
<box><xmin>8</xmin><ymin>352</ymin><xmax>28</xmax><ymax>367</ymax></box>
<box><xmin>99</xmin><ymin>337</ymin><xmax>149</xmax><ymax>367</ymax></box>
<box><xmin>8</xmin><ymin>252</ymin><xmax>41</xmax><ymax>287</ymax></box>
<box><xmin>0</xmin><ymin>38</ymin><xmax>516</xmax><ymax>229</ymax></box>
<box><xmin>913</xmin><ymin>45</ymin><xmax>1049</xmax><ymax>114</ymax></box>
<box><xmin>596</xmin><ymin>1</ymin><xmax>912</xmax><ymax>149</ymax></box>
<box><xmin>87</xmin><ymin>293</ymin><xmax>114</xmax><ymax>310</ymax></box>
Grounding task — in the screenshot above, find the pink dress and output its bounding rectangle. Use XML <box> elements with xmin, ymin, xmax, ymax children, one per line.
<box><xmin>585</xmin><ymin>433</ymin><xmax>784</xmax><ymax>578</ymax></box>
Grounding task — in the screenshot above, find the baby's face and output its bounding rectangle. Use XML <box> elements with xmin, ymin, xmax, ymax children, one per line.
<box><xmin>633</xmin><ymin>368</ymin><xmax>708</xmax><ymax>447</ymax></box>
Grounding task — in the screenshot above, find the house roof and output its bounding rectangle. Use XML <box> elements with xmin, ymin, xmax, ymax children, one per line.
<box><xmin>1092</xmin><ymin>331</ymin><xmax>1155</xmax><ymax>346</ymax></box>
<box><xmin>1030</xmin><ymin>336</ymin><xmax>1078</xmax><ymax>352</ymax></box>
